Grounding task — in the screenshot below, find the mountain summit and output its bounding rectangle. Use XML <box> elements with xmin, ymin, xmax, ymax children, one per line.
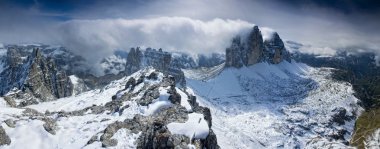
<box><xmin>226</xmin><ymin>26</ymin><xmax>291</xmax><ymax>68</ymax></box>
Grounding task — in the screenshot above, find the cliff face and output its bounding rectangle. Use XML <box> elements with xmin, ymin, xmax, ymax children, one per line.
<box><xmin>225</xmin><ymin>26</ymin><xmax>291</xmax><ymax>68</ymax></box>
<box><xmin>125</xmin><ymin>47</ymin><xmax>143</xmax><ymax>75</ymax></box>
<box><xmin>0</xmin><ymin>48</ymin><xmax>73</xmax><ymax>105</ymax></box>
<box><xmin>125</xmin><ymin>47</ymin><xmax>186</xmax><ymax>87</ymax></box>
<box><xmin>264</xmin><ymin>32</ymin><xmax>291</xmax><ymax>64</ymax></box>
<box><xmin>246</xmin><ymin>26</ymin><xmax>265</xmax><ymax>65</ymax></box>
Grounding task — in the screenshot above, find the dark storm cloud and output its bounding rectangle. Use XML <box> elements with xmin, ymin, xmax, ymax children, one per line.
<box><xmin>276</xmin><ymin>0</ymin><xmax>380</xmax><ymax>14</ymax></box>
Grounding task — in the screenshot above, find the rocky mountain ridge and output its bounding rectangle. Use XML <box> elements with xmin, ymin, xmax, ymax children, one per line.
<box><xmin>125</xmin><ymin>47</ymin><xmax>187</xmax><ymax>87</ymax></box>
<box><xmin>0</xmin><ymin>68</ymin><xmax>219</xmax><ymax>148</ymax></box>
<box><xmin>0</xmin><ymin>48</ymin><xmax>73</xmax><ymax>106</ymax></box>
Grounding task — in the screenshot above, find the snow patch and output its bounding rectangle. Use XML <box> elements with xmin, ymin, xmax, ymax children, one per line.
<box><xmin>365</xmin><ymin>129</ymin><xmax>380</xmax><ymax>149</ymax></box>
<box><xmin>140</xmin><ymin>87</ymin><xmax>172</xmax><ymax>115</ymax></box>
<box><xmin>167</xmin><ymin>113</ymin><xmax>209</xmax><ymax>139</ymax></box>
<box><xmin>109</xmin><ymin>129</ymin><xmax>141</xmax><ymax>149</ymax></box>
<box><xmin>69</xmin><ymin>75</ymin><xmax>79</xmax><ymax>85</ymax></box>
<box><xmin>176</xmin><ymin>88</ymin><xmax>192</xmax><ymax>111</ymax></box>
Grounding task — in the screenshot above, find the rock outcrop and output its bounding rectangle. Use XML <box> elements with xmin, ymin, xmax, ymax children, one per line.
<box><xmin>85</xmin><ymin>70</ymin><xmax>220</xmax><ymax>148</ymax></box>
<box><xmin>125</xmin><ymin>47</ymin><xmax>143</xmax><ymax>75</ymax></box>
<box><xmin>125</xmin><ymin>47</ymin><xmax>186</xmax><ymax>87</ymax></box>
<box><xmin>0</xmin><ymin>48</ymin><xmax>73</xmax><ymax>106</ymax></box>
<box><xmin>264</xmin><ymin>32</ymin><xmax>291</xmax><ymax>63</ymax></box>
<box><xmin>225</xmin><ymin>26</ymin><xmax>291</xmax><ymax>68</ymax></box>
<box><xmin>0</xmin><ymin>126</ymin><xmax>11</xmax><ymax>146</ymax></box>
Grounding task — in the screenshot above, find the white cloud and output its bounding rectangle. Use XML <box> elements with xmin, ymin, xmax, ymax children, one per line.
<box><xmin>56</xmin><ymin>17</ymin><xmax>254</xmax><ymax>63</ymax></box>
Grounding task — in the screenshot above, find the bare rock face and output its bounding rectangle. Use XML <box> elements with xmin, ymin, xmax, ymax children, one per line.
<box><xmin>225</xmin><ymin>25</ymin><xmax>291</xmax><ymax>68</ymax></box>
<box><xmin>0</xmin><ymin>48</ymin><xmax>73</xmax><ymax>105</ymax></box>
<box><xmin>125</xmin><ymin>47</ymin><xmax>143</xmax><ymax>75</ymax></box>
<box><xmin>225</xmin><ymin>36</ymin><xmax>244</xmax><ymax>68</ymax></box>
<box><xmin>246</xmin><ymin>26</ymin><xmax>265</xmax><ymax>65</ymax></box>
<box><xmin>264</xmin><ymin>32</ymin><xmax>291</xmax><ymax>64</ymax></box>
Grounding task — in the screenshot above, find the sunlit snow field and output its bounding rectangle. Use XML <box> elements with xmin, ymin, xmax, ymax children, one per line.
<box><xmin>184</xmin><ymin>61</ymin><xmax>362</xmax><ymax>148</ymax></box>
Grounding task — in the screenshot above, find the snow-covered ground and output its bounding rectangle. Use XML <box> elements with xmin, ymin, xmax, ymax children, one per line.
<box><xmin>0</xmin><ymin>68</ymin><xmax>196</xmax><ymax>148</ymax></box>
<box><xmin>365</xmin><ymin>129</ymin><xmax>380</xmax><ymax>149</ymax></box>
<box><xmin>183</xmin><ymin>63</ymin><xmax>225</xmax><ymax>81</ymax></box>
<box><xmin>1</xmin><ymin>72</ymin><xmax>140</xmax><ymax>148</ymax></box>
<box><xmin>185</xmin><ymin>61</ymin><xmax>362</xmax><ymax>148</ymax></box>
<box><xmin>167</xmin><ymin>113</ymin><xmax>210</xmax><ymax>139</ymax></box>
<box><xmin>0</xmin><ymin>60</ymin><xmax>363</xmax><ymax>148</ymax></box>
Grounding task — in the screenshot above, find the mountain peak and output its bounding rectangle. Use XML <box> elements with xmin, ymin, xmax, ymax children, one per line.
<box><xmin>0</xmin><ymin>47</ymin><xmax>73</xmax><ymax>106</ymax></box>
<box><xmin>225</xmin><ymin>26</ymin><xmax>291</xmax><ymax>68</ymax></box>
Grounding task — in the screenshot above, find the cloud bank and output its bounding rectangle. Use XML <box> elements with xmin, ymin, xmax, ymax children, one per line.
<box><xmin>55</xmin><ymin>17</ymin><xmax>256</xmax><ymax>63</ymax></box>
<box><xmin>1</xmin><ymin>0</ymin><xmax>380</xmax><ymax>68</ymax></box>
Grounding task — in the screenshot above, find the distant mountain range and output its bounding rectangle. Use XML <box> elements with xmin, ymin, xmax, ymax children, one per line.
<box><xmin>1</xmin><ymin>26</ymin><xmax>380</xmax><ymax>148</ymax></box>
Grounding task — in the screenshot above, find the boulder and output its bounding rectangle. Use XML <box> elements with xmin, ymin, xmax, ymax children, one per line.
<box><xmin>4</xmin><ymin>119</ymin><xmax>16</xmax><ymax>128</ymax></box>
<box><xmin>42</xmin><ymin>118</ymin><xmax>57</xmax><ymax>135</ymax></box>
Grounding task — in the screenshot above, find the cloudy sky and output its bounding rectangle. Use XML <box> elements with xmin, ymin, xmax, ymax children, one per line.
<box><xmin>0</xmin><ymin>0</ymin><xmax>380</xmax><ymax>62</ymax></box>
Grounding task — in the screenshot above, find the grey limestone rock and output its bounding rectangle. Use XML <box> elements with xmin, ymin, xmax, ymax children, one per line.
<box><xmin>0</xmin><ymin>48</ymin><xmax>73</xmax><ymax>105</ymax></box>
<box><xmin>225</xmin><ymin>25</ymin><xmax>291</xmax><ymax>68</ymax></box>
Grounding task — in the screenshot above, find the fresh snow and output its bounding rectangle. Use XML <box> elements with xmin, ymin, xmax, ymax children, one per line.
<box><xmin>176</xmin><ymin>88</ymin><xmax>193</xmax><ymax>111</ymax></box>
<box><xmin>69</xmin><ymin>75</ymin><xmax>79</xmax><ymax>85</ymax></box>
<box><xmin>167</xmin><ymin>113</ymin><xmax>210</xmax><ymax>139</ymax></box>
<box><xmin>0</xmin><ymin>68</ymin><xmax>203</xmax><ymax>148</ymax></box>
<box><xmin>185</xmin><ymin>61</ymin><xmax>362</xmax><ymax>148</ymax></box>
<box><xmin>183</xmin><ymin>63</ymin><xmax>225</xmax><ymax>81</ymax></box>
<box><xmin>365</xmin><ymin>129</ymin><xmax>380</xmax><ymax>149</ymax></box>
<box><xmin>0</xmin><ymin>97</ymin><xmax>7</xmax><ymax>107</ymax></box>
<box><xmin>140</xmin><ymin>87</ymin><xmax>173</xmax><ymax>115</ymax></box>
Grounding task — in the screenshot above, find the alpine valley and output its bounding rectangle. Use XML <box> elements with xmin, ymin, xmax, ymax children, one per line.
<box><xmin>0</xmin><ymin>25</ymin><xmax>379</xmax><ymax>149</ymax></box>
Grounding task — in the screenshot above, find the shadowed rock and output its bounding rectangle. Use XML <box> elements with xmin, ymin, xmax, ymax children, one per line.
<box><xmin>225</xmin><ymin>25</ymin><xmax>291</xmax><ymax>68</ymax></box>
<box><xmin>0</xmin><ymin>126</ymin><xmax>11</xmax><ymax>146</ymax></box>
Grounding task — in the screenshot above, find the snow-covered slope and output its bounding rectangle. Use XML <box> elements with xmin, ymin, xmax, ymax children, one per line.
<box><xmin>0</xmin><ymin>68</ymin><xmax>218</xmax><ymax>148</ymax></box>
<box><xmin>185</xmin><ymin>61</ymin><xmax>362</xmax><ymax>148</ymax></box>
<box><xmin>183</xmin><ymin>63</ymin><xmax>225</xmax><ymax>81</ymax></box>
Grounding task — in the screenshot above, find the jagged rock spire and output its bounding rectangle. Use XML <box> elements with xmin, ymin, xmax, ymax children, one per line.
<box><xmin>0</xmin><ymin>48</ymin><xmax>73</xmax><ymax>106</ymax></box>
<box><xmin>246</xmin><ymin>26</ymin><xmax>265</xmax><ymax>65</ymax></box>
<box><xmin>264</xmin><ymin>32</ymin><xmax>291</xmax><ymax>63</ymax></box>
<box><xmin>225</xmin><ymin>25</ymin><xmax>291</xmax><ymax>68</ymax></box>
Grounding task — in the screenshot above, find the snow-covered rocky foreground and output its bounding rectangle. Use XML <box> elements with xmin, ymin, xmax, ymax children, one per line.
<box><xmin>184</xmin><ymin>61</ymin><xmax>363</xmax><ymax>148</ymax></box>
<box><xmin>0</xmin><ymin>60</ymin><xmax>363</xmax><ymax>149</ymax></box>
<box><xmin>0</xmin><ymin>68</ymin><xmax>218</xmax><ymax>149</ymax></box>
